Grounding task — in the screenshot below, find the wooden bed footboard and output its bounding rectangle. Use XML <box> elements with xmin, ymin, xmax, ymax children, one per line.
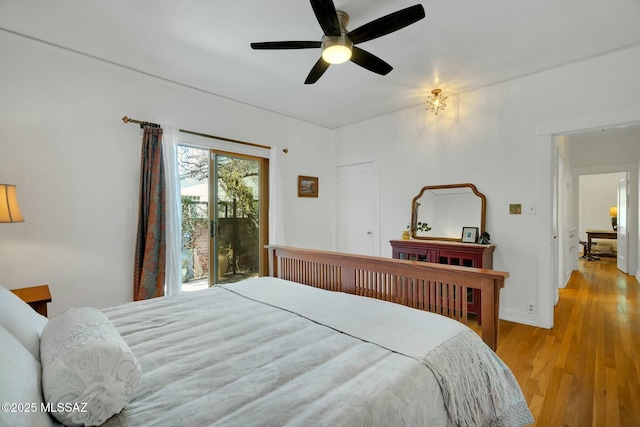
<box><xmin>266</xmin><ymin>245</ymin><xmax>509</xmax><ymax>351</ymax></box>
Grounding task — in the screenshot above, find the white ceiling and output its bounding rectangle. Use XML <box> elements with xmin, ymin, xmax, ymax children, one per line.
<box><xmin>2</xmin><ymin>0</ymin><xmax>640</xmax><ymax>129</ymax></box>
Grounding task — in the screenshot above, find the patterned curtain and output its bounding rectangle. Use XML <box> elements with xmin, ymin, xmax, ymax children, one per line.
<box><xmin>133</xmin><ymin>125</ymin><xmax>166</xmax><ymax>301</ymax></box>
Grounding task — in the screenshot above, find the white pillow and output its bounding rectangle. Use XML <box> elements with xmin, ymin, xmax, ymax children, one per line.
<box><xmin>40</xmin><ymin>307</ymin><xmax>142</xmax><ymax>427</ymax></box>
<box><xmin>0</xmin><ymin>326</ymin><xmax>55</xmax><ymax>427</ymax></box>
<box><xmin>0</xmin><ymin>285</ymin><xmax>48</xmax><ymax>361</ymax></box>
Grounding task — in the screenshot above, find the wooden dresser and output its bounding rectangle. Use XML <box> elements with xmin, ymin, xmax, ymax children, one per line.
<box><xmin>390</xmin><ymin>239</ymin><xmax>495</xmax><ymax>323</ymax></box>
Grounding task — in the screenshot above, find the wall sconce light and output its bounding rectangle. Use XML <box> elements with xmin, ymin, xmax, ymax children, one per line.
<box><xmin>610</xmin><ymin>206</ymin><xmax>617</xmax><ymax>231</ymax></box>
<box><xmin>426</xmin><ymin>89</ymin><xmax>447</xmax><ymax>115</ymax></box>
<box><xmin>0</xmin><ymin>184</ymin><xmax>25</xmax><ymax>223</ymax></box>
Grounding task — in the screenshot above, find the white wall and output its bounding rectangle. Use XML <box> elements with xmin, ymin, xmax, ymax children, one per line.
<box><xmin>0</xmin><ymin>31</ymin><xmax>335</xmax><ymax>316</ymax></box>
<box><xmin>333</xmin><ymin>44</ymin><xmax>640</xmax><ymax>327</ymax></box>
<box><xmin>2</xmin><ymin>29</ymin><xmax>640</xmax><ymax>328</ymax></box>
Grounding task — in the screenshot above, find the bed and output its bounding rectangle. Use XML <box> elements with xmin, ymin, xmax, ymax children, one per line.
<box><xmin>1</xmin><ymin>246</ymin><xmax>533</xmax><ymax>427</ymax></box>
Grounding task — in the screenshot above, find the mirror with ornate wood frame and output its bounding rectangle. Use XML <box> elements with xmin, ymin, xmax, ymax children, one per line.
<box><xmin>410</xmin><ymin>183</ymin><xmax>486</xmax><ymax>241</ymax></box>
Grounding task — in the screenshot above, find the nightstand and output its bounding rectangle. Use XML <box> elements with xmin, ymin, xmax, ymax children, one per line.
<box><xmin>11</xmin><ymin>284</ymin><xmax>52</xmax><ymax>317</ymax></box>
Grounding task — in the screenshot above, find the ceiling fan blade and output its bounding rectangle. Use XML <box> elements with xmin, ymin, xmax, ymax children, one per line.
<box><xmin>304</xmin><ymin>57</ymin><xmax>330</xmax><ymax>84</ymax></box>
<box><xmin>350</xmin><ymin>47</ymin><xmax>392</xmax><ymax>75</ymax></box>
<box><xmin>310</xmin><ymin>0</ymin><xmax>341</xmax><ymax>37</ymax></box>
<box><xmin>251</xmin><ymin>41</ymin><xmax>322</xmax><ymax>50</ymax></box>
<box><xmin>348</xmin><ymin>4</ymin><xmax>425</xmax><ymax>45</ymax></box>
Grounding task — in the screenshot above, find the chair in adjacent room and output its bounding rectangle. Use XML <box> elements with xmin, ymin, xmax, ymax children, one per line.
<box><xmin>579</xmin><ymin>240</ymin><xmax>599</xmax><ymax>261</ymax></box>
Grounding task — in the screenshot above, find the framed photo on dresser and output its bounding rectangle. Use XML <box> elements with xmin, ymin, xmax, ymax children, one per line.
<box><xmin>461</xmin><ymin>227</ymin><xmax>479</xmax><ymax>243</ymax></box>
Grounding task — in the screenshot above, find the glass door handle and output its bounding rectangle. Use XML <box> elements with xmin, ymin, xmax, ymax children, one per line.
<box><xmin>210</xmin><ymin>220</ymin><xmax>217</xmax><ymax>238</ymax></box>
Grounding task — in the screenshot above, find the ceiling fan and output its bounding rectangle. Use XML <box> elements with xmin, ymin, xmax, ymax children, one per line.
<box><xmin>250</xmin><ymin>1</ymin><xmax>425</xmax><ymax>84</ymax></box>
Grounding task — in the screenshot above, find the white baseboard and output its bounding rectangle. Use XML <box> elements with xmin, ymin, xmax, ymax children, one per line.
<box><xmin>499</xmin><ymin>308</ymin><xmax>547</xmax><ymax>329</ymax></box>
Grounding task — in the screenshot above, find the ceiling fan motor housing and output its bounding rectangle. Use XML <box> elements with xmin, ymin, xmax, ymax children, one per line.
<box><xmin>321</xmin><ymin>10</ymin><xmax>352</xmax><ymax>64</ymax></box>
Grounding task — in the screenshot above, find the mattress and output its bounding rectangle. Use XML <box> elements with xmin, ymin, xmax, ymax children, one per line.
<box><xmin>101</xmin><ymin>277</ymin><xmax>533</xmax><ymax>426</ymax></box>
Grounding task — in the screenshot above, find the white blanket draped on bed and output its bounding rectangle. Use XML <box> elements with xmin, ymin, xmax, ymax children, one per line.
<box><xmin>102</xmin><ymin>277</ymin><xmax>532</xmax><ymax>427</ymax></box>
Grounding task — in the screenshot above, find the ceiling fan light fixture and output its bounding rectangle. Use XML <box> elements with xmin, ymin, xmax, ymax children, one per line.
<box><xmin>426</xmin><ymin>89</ymin><xmax>447</xmax><ymax>115</ymax></box>
<box><xmin>321</xmin><ymin>36</ymin><xmax>352</xmax><ymax>64</ymax></box>
<box><xmin>250</xmin><ymin>3</ymin><xmax>425</xmax><ymax>84</ymax></box>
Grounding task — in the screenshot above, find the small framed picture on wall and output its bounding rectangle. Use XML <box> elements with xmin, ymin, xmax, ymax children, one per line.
<box><xmin>461</xmin><ymin>226</ymin><xmax>479</xmax><ymax>243</ymax></box>
<box><xmin>298</xmin><ymin>175</ymin><xmax>318</xmax><ymax>198</ymax></box>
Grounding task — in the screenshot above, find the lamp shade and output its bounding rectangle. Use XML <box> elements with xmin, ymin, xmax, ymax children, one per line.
<box><xmin>610</xmin><ymin>206</ymin><xmax>618</xmax><ymax>217</ymax></box>
<box><xmin>0</xmin><ymin>184</ymin><xmax>25</xmax><ymax>223</ymax></box>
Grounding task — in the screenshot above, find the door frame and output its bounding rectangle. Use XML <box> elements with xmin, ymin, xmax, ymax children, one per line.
<box><xmin>618</xmin><ymin>173</ymin><xmax>630</xmax><ymax>273</ymax></box>
<box><xmin>537</xmin><ymin>104</ymin><xmax>640</xmax><ymax>329</ymax></box>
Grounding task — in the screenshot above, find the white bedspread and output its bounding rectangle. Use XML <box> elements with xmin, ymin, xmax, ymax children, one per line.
<box><xmin>101</xmin><ymin>277</ymin><xmax>532</xmax><ymax>427</ymax></box>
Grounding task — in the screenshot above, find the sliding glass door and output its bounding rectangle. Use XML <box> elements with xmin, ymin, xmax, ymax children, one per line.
<box><xmin>178</xmin><ymin>146</ymin><xmax>210</xmax><ymax>291</ymax></box>
<box><xmin>211</xmin><ymin>151</ymin><xmax>263</xmax><ymax>284</ymax></box>
<box><xmin>178</xmin><ymin>145</ymin><xmax>268</xmax><ymax>291</ymax></box>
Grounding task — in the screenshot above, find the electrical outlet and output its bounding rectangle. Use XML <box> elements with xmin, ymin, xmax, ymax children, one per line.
<box><xmin>527</xmin><ymin>302</ymin><xmax>535</xmax><ymax>314</ymax></box>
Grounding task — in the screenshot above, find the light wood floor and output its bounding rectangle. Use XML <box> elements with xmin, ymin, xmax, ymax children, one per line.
<box><xmin>491</xmin><ymin>257</ymin><xmax>640</xmax><ymax>426</ymax></box>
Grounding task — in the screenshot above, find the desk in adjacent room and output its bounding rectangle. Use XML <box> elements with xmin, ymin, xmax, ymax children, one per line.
<box><xmin>586</xmin><ymin>229</ymin><xmax>617</xmax><ymax>259</ymax></box>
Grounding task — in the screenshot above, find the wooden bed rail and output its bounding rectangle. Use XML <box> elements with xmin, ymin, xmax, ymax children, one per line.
<box><xmin>266</xmin><ymin>245</ymin><xmax>509</xmax><ymax>351</ymax></box>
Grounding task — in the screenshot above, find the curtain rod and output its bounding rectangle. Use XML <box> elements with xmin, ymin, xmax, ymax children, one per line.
<box><xmin>122</xmin><ymin>116</ymin><xmax>288</xmax><ymax>153</ymax></box>
<box><xmin>121</xmin><ymin>116</ymin><xmax>160</xmax><ymax>128</ymax></box>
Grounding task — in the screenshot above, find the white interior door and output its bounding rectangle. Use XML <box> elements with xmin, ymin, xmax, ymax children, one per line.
<box><xmin>337</xmin><ymin>162</ymin><xmax>378</xmax><ymax>256</ymax></box>
<box><xmin>551</xmin><ymin>142</ymin><xmax>560</xmax><ymax>304</ymax></box>
<box><xmin>617</xmin><ymin>175</ymin><xmax>629</xmax><ymax>273</ymax></box>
